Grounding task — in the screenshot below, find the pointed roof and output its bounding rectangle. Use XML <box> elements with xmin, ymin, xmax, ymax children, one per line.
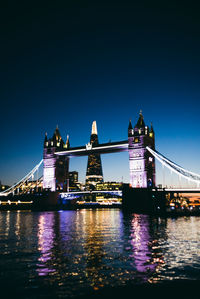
<box><xmin>135</xmin><ymin>110</ymin><xmax>145</xmax><ymax>128</ymax></box>
<box><xmin>44</xmin><ymin>132</ymin><xmax>48</xmax><ymax>142</ymax></box>
<box><xmin>53</xmin><ymin>126</ymin><xmax>61</xmax><ymax>141</ymax></box>
<box><xmin>150</xmin><ymin>122</ymin><xmax>154</xmax><ymax>133</ymax></box>
<box><xmin>128</xmin><ymin>119</ymin><xmax>133</xmax><ymax>130</ymax></box>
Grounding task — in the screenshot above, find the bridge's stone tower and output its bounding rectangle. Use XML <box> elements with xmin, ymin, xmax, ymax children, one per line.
<box><xmin>43</xmin><ymin>127</ymin><xmax>70</xmax><ymax>191</ymax></box>
<box><xmin>128</xmin><ymin>111</ymin><xmax>155</xmax><ymax>188</ymax></box>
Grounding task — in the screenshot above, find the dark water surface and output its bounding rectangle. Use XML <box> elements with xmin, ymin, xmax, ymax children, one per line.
<box><xmin>0</xmin><ymin>209</ymin><xmax>200</xmax><ymax>298</ymax></box>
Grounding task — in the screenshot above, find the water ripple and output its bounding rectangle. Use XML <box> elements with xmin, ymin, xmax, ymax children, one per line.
<box><xmin>0</xmin><ymin>210</ymin><xmax>200</xmax><ymax>297</ymax></box>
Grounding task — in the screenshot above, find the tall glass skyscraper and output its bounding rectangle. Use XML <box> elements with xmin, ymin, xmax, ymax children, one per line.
<box><xmin>85</xmin><ymin>121</ymin><xmax>103</xmax><ymax>189</ymax></box>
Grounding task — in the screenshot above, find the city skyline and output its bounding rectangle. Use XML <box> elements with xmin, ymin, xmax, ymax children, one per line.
<box><xmin>0</xmin><ymin>1</ymin><xmax>200</xmax><ymax>187</ymax></box>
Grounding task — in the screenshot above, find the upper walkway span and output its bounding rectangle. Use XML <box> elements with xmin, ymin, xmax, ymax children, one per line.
<box><xmin>55</xmin><ymin>140</ymin><xmax>129</xmax><ymax>157</ymax></box>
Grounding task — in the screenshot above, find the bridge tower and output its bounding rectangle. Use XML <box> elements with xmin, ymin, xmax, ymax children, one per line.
<box><xmin>128</xmin><ymin>111</ymin><xmax>155</xmax><ymax>188</ymax></box>
<box><xmin>43</xmin><ymin>127</ymin><xmax>70</xmax><ymax>191</ymax></box>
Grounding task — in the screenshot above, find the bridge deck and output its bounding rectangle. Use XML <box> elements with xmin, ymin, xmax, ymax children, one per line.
<box><xmin>55</xmin><ymin>140</ymin><xmax>129</xmax><ymax>156</ymax></box>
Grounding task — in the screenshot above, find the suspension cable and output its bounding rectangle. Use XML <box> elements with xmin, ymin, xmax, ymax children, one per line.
<box><xmin>0</xmin><ymin>160</ymin><xmax>43</xmax><ymax>196</ymax></box>
<box><xmin>146</xmin><ymin>147</ymin><xmax>200</xmax><ymax>184</ymax></box>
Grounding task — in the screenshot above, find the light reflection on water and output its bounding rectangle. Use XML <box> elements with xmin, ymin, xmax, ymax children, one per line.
<box><xmin>0</xmin><ymin>210</ymin><xmax>200</xmax><ymax>297</ymax></box>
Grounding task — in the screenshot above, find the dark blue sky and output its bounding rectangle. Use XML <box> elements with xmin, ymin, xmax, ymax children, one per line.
<box><xmin>0</xmin><ymin>1</ymin><xmax>200</xmax><ymax>186</ymax></box>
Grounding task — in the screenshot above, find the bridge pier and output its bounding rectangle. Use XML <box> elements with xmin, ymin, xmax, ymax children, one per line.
<box><xmin>122</xmin><ymin>184</ymin><xmax>167</xmax><ymax>214</ymax></box>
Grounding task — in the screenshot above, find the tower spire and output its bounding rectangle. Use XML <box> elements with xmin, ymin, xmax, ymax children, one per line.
<box><xmin>66</xmin><ymin>134</ymin><xmax>70</xmax><ymax>148</ymax></box>
<box><xmin>149</xmin><ymin>122</ymin><xmax>154</xmax><ymax>138</ymax></box>
<box><xmin>128</xmin><ymin>119</ymin><xmax>133</xmax><ymax>130</ymax></box>
<box><xmin>128</xmin><ymin>119</ymin><xmax>133</xmax><ymax>137</ymax></box>
<box><xmin>44</xmin><ymin>132</ymin><xmax>48</xmax><ymax>145</ymax></box>
<box><xmin>135</xmin><ymin>110</ymin><xmax>145</xmax><ymax>128</ymax></box>
<box><xmin>91</xmin><ymin>121</ymin><xmax>97</xmax><ymax>135</ymax></box>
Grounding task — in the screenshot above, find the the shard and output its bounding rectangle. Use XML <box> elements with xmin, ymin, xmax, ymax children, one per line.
<box><xmin>85</xmin><ymin>121</ymin><xmax>103</xmax><ymax>189</ymax></box>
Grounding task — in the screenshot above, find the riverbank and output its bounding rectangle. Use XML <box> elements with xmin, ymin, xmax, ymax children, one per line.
<box><xmin>1</xmin><ymin>191</ymin><xmax>200</xmax><ymax>217</ymax></box>
<box><xmin>0</xmin><ymin>202</ymin><xmax>122</xmax><ymax>211</ymax></box>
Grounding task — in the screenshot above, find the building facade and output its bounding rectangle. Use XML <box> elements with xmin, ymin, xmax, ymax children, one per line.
<box><xmin>128</xmin><ymin>111</ymin><xmax>156</xmax><ymax>188</ymax></box>
<box><xmin>96</xmin><ymin>181</ymin><xmax>122</xmax><ymax>191</ymax></box>
<box><xmin>69</xmin><ymin>171</ymin><xmax>78</xmax><ymax>185</ymax></box>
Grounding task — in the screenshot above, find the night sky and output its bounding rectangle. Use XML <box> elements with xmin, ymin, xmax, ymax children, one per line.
<box><xmin>1</xmin><ymin>0</ymin><xmax>200</xmax><ymax>186</ymax></box>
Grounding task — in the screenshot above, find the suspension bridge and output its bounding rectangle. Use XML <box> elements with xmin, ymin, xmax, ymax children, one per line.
<box><xmin>1</xmin><ymin>147</ymin><xmax>200</xmax><ymax>198</ymax></box>
<box><xmin>0</xmin><ymin>114</ymin><xmax>200</xmax><ymax>213</ymax></box>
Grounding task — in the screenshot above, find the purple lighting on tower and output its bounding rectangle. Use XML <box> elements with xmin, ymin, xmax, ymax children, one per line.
<box><xmin>128</xmin><ymin>111</ymin><xmax>155</xmax><ymax>188</ymax></box>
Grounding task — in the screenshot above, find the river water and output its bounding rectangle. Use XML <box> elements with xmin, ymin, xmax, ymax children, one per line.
<box><xmin>0</xmin><ymin>209</ymin><xmax>200</xmax><ymax>298</ymax></box>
